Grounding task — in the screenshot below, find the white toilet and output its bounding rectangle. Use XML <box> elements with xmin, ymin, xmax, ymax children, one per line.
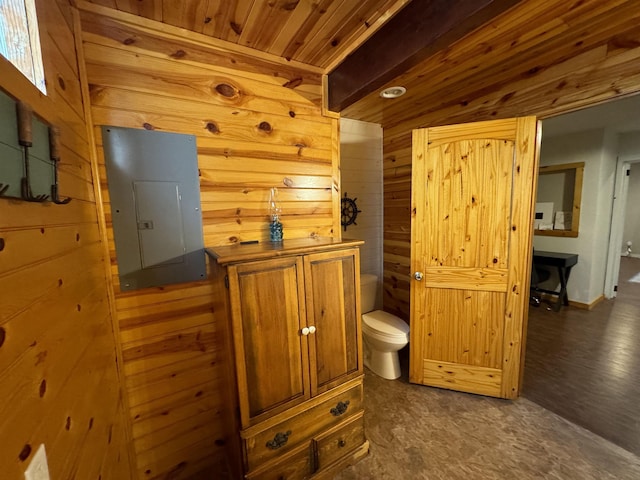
<box><xmin>360</xmin><ymin>274</ymin><xmax>410</xmax><ymax>380</ymax></box>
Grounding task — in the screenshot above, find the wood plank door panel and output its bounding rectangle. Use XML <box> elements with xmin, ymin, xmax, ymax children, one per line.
<box><xmin>304</xmin><ymin>249</ymin><xmax>363</xmax><ymax>396</ymax></box>
<box><xmin>228</xmin><ymin>256</ymin><xmax>309</xmax><ymax>427</ymax></box>
<box><xmin>410</xmin><ymin>117</ymin><xmax>540</xmax><ymax>399</ymax></box>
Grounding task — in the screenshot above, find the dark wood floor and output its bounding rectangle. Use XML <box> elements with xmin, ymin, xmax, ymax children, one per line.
<box><xmin>523</xmin><ymin>256</ymin><xmax>640</xmax><ymax>457</ymax></box>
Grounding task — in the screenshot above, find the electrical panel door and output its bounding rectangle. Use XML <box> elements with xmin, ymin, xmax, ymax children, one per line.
<box><xmin>102</xmin><ymin>126</ymin><xmax>205</xmax><ymax>291</ymax></box>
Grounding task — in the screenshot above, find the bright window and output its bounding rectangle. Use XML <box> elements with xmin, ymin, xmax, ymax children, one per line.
<box><xmin>0</xmin><ymin>0</ymin><xmax>46</xmax><ymax>93</ymax></box>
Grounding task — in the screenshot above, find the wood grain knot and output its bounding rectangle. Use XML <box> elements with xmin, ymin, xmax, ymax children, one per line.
<box><xmin>0</xmin><ymin>327</ymin><xmax>5</xmax><ymax>347</ymax></box>
<box><xmin>283</xmin><ymin>177</ymin><xmax>294</xmax><ymax>187</ymax></box>
<box><xmin>143</xmin><ymin>123</ymin><xmax>154</xmax><ymax>130</ymax></box>
<box><xmin>76</xmin><ymin>233</ymin><xmax>80</xmax><ymax>241</ymax></box>
<box><xmin>289</xmin><ymin>110</ymin><xmax>296</xmax><ymax>118</ymax></box>
<box><xmin>19</xmin><ymin>444</ymin><xmax>31</xmax><ymax>461</ymax></box>
<box><xmin>258</xmin><ymin>121</ymin><xmax>272</xmax><ymax>133</ymax></box>
<box><xmin>215</xmin><ymin>83</ymin><xmax>238</xmax><ymax>98</ymax></box>
<box><xmin>230</xmin><ymin>21</ymin><xmax>242</xmax><ymax>35</ymax></box>
<box><xmin>89</xmin><ymin>417</ymin><xmax>94</xmax><ymax>430</ymax></box>
<box><xmin>283</xmin><ymin>77</ymin><xmax>303</xmax><ymax>89</ymax></box>
<box><xmin>215</xmin><ymin>438</ymin><xmax>226</xmax><ymax>446</ymax></box>
<box><xmin>58</xmin><ymin>278</ymin><xmax>63</xmax><ymax>286</ymax></box>
<box><xmin>66</xmin><ymin>416</ymin><xmax>71</xmax><ymax>430</ymax></box>
<box><xmin>168</xmin><ymin>462</ymin><xmax>188</xmax><ymax>477</ymax></box>
<box><xmin>331</xmin><ymin>38</ymin><xmax>339</xmax><ymax>47</ymax></box>
<box><xmin>204</xmin><ymin>16</ymin><xmax>212</xmax><ymax>24</ymax></box>
<box><xmin>205</xmin><ymin>122</ymin><xmax>220</xmax><ymax>134</ymax></box>
<box><xmin>58</xmin><ymin>75</ymin><xmax>66</xmax><ymax>90</ymax></box>
<box><xmin>123</xmin><ymin>38</ymin><xmax>135</xmax><ymax>45</ymax></box>
<box><xmin>39</xmin><ymin>379</ymin><xmax>46</xmax><ymax>398</ymax></box>
<box><xmin>0</xmin><ymin>237</ymin><xmax>4</xmax><ymax>251</ymax></box>
<box><xmin>501</xmin><ymin>92</ymin><xmax>515</xmax><ymax>103</ymax></box>
<box><xmin>229</xmin><ymin>236</ymin><xmax>239</xmax><ymax>243</ymax></box>
<box><xmin>283</xmin><ymin>1</ymin><xmax>300</xmax><ymax>11</ymax></box>
<box><xmin>170</xmin><ymin>50</ymin><xmax>187</xmax><ymax>59</ymax></box>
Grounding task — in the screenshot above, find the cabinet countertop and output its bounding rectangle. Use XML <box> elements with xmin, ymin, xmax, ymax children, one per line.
<box><xmin>206</xmin><ymin>237</ymin><xmax>364</xmax><ymax>265</ymax></box>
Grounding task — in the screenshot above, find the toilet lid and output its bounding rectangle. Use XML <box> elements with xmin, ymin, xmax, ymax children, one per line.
<box><xmin>362</xmin><ymin>310</ymin><xmax>410</xmax><ymax>336</ymax></box>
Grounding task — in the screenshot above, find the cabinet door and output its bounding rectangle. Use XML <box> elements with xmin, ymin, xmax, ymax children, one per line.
<box><xmin>304</xmin><ymin>249</ymin><xmax>363</xmax><ymax>396</ymax></box>
<box><xmin>228</xmin><ymin>256</ymin><xmax>310</xmax><ymax>427</ymax></box>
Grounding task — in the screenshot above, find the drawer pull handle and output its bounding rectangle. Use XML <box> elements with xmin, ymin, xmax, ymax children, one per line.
<box><xmin>338</xmin><ymin>439</ymin><xmax>347</xmax><ymax>448</ymax></box>
<box><xmin>266</xmin><ymin>430</ymin><xmax>291</xmax><ymax>450</ymax></box>
<box><xmin>330</xmin><ymin>400</ymin><xmax>350</xmax><ymax>416</ymax></box>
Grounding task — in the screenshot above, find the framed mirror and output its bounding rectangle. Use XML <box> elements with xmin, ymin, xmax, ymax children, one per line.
<box><xmin>534</xmin><ymin>161</ymin><xmax>584</xmax><ymax>237</ymax></box>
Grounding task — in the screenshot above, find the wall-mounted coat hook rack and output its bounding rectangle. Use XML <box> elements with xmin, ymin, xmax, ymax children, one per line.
<box><xmin>49</xmin><ymin>126</ymin><xmax>71</xmax><ymax>204</ymax></box>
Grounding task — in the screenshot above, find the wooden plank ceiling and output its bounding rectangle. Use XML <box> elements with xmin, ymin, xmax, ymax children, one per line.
<box><xmin>342</xmin><ymin>0</ymin><xmax>640</xmax><ymax>130</ymax></box>
<box><xmin>84</xmin><ymin>0</ymin><xmax>411</xmax><ymax>70</ymax></box>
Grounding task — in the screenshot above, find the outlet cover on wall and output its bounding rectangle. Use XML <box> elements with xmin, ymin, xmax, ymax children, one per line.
<box><xmin>24</xmin><ymin>444</ymin><xmax>50</xmax><ymax>480</ymax></box>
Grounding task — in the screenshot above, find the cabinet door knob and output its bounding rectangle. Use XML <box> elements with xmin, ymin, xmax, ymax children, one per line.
<box><xmin>338</xmin><ymin>439</ymin><xmax>346</xmax><ymax>448</ymax></box>
<box><xmin>308</xmin><ymin>325</ymin><xmax>316</xmax><ymax>334</ymax></box>
<box><xmin>301</xmin><ymin>327</ymin><xmax>310</xmax><ymax>336</ymax></box>
<box><xmin>414</xmin><ymin>271</ymin><xmax>424</xmax><ymax>281</ymax></box>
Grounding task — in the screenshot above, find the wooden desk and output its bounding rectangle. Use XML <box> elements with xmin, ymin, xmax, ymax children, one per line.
<box><xmin>533</xmin><ymin>251</ymin><xmax>578</xmax><ymax>311</ymax></box>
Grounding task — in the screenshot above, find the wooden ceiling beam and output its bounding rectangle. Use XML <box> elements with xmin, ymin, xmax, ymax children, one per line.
<box><xmin>327</xmin><ymin>0</ymin><xmax>523</xmax><ymax>112</ymax></box>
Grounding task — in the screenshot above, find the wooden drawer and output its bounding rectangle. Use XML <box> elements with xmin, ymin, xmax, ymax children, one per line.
<box><xmin>245</xmin><ymin>442</ymin><xmax>313</xmax><ymax>480</ymax></box>
<box><xmin>313</xmin><ymin>411</ymin><xmax>365</xmax><ymax>471</ymax></box>
<box><xmin>243</xmin><ymin>379</ymin><xmax>363</xmax><ymax>471</ymax></box>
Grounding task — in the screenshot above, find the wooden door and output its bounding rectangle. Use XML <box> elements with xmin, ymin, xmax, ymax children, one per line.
<box><xmin>304</xmin><ymin>248</ymin><xmax>363</xmax><ymax>397</ymax></box>
<box><xmin>410</xmin><ymin>117</ymin><xmax>540</xmax><ymax>399</ymax></box>
<box><xmin>228</xmin><ymin>256</ymin><xmax>309</xmax><ymax>427</ymax></box>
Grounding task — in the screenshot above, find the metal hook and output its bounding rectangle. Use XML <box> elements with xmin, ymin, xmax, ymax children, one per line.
<box><xmin>0</xmin><ymin>183</ymin><xmax>9</xmax><ymax>196</ymax></box>
<box><xmin>51</xmin><ymin>183</ymin><xmax>71</xmax><ymax>204</ymax></box>
<box><xmin>49</xmin><ymin>126</ymin><xmax>71</xmax><ymax>204</ymax></box>
<box><xmin>21</xmin><ymin>177</ymin><xmax>49</xmax><ymax>202</ymax></box>
<box><xmin>17</xmin><ymin>102</ymin><xmax>49</xmax><ymax>203</ymax></box>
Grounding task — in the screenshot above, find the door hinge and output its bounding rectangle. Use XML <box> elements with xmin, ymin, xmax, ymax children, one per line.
<box><xmin>224</xmin><ymin>275</ymin><xmax>229</xmax><ymax>289</ymax></box>
<box><xmin>627</xmin><ymin>169</ymin><xmax>631</xmax><ymax>176</ymax></box>
<box><xmin>614</xmin><ymin>285</ymin><xmax>618</xmax><ymax>292</ymax></box>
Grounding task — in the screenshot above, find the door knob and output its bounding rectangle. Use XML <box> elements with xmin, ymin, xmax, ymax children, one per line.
<box><xmin>301</xmin><ymin>327</ymin><xmax>310</xmax><ymax>336</ymax></box>
<box><xmin>308</xmin><ymin>326</ymin><xmax>316</xmax><ymax>334</ymax></box>
<box><xmin>414</xmin><ymin>272</ymin><xmax>424</xmax><ymax>281</ymax></box>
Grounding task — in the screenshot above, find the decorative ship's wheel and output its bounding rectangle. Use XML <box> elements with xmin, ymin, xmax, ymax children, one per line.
<box><xmin>341</xmin><ymin>192</ymin><xmax>361</xmax><ymax>232</ymax></box>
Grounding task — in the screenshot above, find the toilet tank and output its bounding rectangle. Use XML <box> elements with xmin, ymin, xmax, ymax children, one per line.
<box><xmin>360</xmin><ymin>274</ymin><xmax>378</xmax><ymax>313</ymax></box>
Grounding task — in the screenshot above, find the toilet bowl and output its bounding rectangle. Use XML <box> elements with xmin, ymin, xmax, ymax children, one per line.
<box><xmin>360</xmin><ymin>274</ymin><xmax>410</xmax><ymax>380</ymax></box>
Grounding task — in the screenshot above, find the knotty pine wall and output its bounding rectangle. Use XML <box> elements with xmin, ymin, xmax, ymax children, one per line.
<box><xmin>346</xmin><ymin>0</ymin><xmax>640</xmax><ymax>321</ymax></box>
<box><xmin>0</xmin><ymin>1</ymin><xmax>132</xmax><ymax>479</ymax></box>
<box><xmin>78</xmin><ymin>3</ymin><xmax>339</xmax><ymax>479</ymax></box>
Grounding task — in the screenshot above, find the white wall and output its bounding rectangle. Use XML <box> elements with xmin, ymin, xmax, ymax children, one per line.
<box><xmin>622</xmin><ymin>163</ymin><xmax>640</xmax><ymax>256</ymax></box>
<box><xmin>618</xmin><ymin>132</ymin><xmax>640</xmax><ymax>256</ymax></box>
<box><xmin>340</xmin><ymin>118</ymin><xmax>383</xmax><ymax>308</ymax></box>
<box><xmin>534</xmin><ymin>128</ymin><xmax>617</xmax><ymax>305</ymax></box>
<box><xmin>622</xmin><ymin>164</ymin><xmax>640</xmax><ymax>256</ymax></box>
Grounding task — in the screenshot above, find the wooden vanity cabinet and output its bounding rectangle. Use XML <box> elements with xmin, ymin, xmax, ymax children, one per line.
<box><xmin>208</xmin><ymin>238</ymin><xmax>368</xmax><ymax>479</ymax></box>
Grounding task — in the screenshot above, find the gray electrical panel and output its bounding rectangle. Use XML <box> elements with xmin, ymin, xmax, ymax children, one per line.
<box><xmin>102</xmin><ymin>126</ymin><xmax>205</xmax><ymax>291</ymax></box>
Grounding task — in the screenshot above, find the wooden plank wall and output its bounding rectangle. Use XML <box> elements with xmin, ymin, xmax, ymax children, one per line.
<box><xmin>77</xmin><ymin>4</ymin><xmax>339</xmax><ymax>479</ymax></box>
<box><xmin>0</xmin><ymin>1</ymin><xmax>132</xmax><ymax>479</ymax></box>
<box><xmin>355</xmin><ymin>0</ymin><xmax>640</xmax><ymax>321</ymax></box>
